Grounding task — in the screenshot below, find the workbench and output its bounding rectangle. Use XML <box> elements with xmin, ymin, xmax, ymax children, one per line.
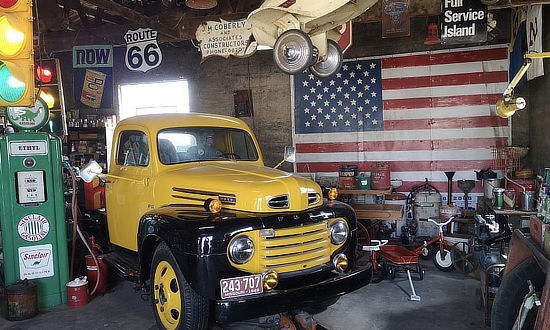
<box><xmin>339</xmin><ymin>187</ymin><xmax>404</xmax><ymax>221</ymax></box>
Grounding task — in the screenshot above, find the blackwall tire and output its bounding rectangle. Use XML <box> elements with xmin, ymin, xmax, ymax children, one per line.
<box><xmin>432</xmin><ymin>245</ymin><xmax>455</xmax><ymax>272</ymax></box>
<box><xmin>273</xmin><ymin>29</ymin><xmax>313</xmax><ymax>74</ymax></box>
<box><xmin>309</xmin><ymin>40</ymin><xmax>343</xmax><ymax>78</ymax></box>
<box><xmin>491</xmin><ymin>258</ymin><xmax>545</xmax><ymax>330</ymax></box>
<box><xmin>151</xmin><ymin>242</ymin><xmax>208</xmax><ymax>330</ymax></box>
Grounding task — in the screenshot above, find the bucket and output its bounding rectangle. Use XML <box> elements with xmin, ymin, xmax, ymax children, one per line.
<box><xmin>66</xmin><ymin>277</ymin><xmax>88</xmax><ymax>307</ymax></box>
<box><xmin>338</xmin><ymin>164</ymin><xmax>358</xmax><ymax>189</ymax></box>
<box><xmin>503</xmin><ymin>189</ymin><xmax>516</xmax><ymax>210</ymax></box>
<box><xmin>6</xmin><ymin>280</ymin><xmax>37</xmax><ymax>321</ymax></box>
<box><xmin>355</xmin><ymin>173</ymin><xmax>371</xmax><ymax>190</ymax></box>
<box><xmin>483</xmin><ymin>179</ymin><xmax>500</xmax><ymax>200</ymax></box>
<box><xmin>510</xmin><ymin>179</ymin><xmax>536</xmax><ymax>207</ymax></box>
<box><xmin>85</xmin><ymin>255</ymin><xmax>108</xmax><ymax>294</ymax></box>
<box><xmin>520</xmin><ymin>191</ymin><xmax>536</xmax><ymax>211</ymax></box>
<box><xmin>371</xmin><ymin>163</ymin><xmax>390</xmax><ymax>190</ymax></box>
<box><xmin>493</xmin><ymin>188</ymin><xmax>505</xmax><ymax>209</ymax></box>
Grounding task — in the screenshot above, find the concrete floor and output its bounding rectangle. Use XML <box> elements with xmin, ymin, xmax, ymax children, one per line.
<box><xmin>0</xmin><ymin>260</ymin><xmax>488</xmax><ymax>330</ymax></box>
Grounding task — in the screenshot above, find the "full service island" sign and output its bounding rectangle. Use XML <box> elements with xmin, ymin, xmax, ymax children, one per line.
<box><xmin>441</xmin><ymin>0</ymin><xmax>487</xmax><ymax>45</ymax></box>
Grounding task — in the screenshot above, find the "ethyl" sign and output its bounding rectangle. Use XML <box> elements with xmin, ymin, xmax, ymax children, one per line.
<box><xmin>441</xmin><ymin>0</ymin><xmax>487</xmax><ymax>45</ymax></box>
<box><xmin>72</xmin><ymin>45</ymin><xmax>114</xmax><ymax>68</ymax></box>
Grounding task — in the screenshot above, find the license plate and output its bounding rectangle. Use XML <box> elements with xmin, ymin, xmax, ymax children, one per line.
<box><xmin>220</xmin><ymin>274</ymin><xmax>263</xmax><ymax>299</ymax></box>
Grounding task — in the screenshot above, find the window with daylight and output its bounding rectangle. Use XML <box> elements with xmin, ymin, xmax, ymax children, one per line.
<box><xmin>118</xmin><ymin>80</ymin><xmax>189</xmax><ymax>120</ymax></box>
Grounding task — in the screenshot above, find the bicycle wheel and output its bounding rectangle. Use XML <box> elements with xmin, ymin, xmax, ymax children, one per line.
<box><xmin>451</xmin><ymin>241</ymin><xmax>478</xmax><ymax>274</ymax></box>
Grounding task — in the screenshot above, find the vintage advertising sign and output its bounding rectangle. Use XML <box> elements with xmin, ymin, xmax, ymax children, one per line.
<box><xmin>195</xmin><ymin>19</ymin><xmax>257</xmax><ymax>62</ymax></box>
<box><xmin>526</xmin><ymin>5</ymin><xmax>543</xmax><ymax>80</ymax></box>
<box><xmin>16</xmin><ymin>173</ymin><xmax>46</xmax><ymax>204</ymax></box>
<box><xmin>73</xmin><ymin>45</ymin><xmax>113</xmax><ymax>109</ymax></box>
<box><xmin>382</xmin><ymin>0</ymin><xmax>410</xmax><ymax>38</ymax></box>
<box><xmin>441</xmin><ymin>0</ymin><xmax>487</xmax><ymax>45</ymax></box>
<box><xmin>125</xmin><ymin>28</ymin><xmax>163</xmax><ymax>72</ymax></box>
<box><xmin>18</xmin><ymin>244</ymin><xmax>55</xmax><ymax>280</ymax></box>
<box><xmin>6</xmin><ymin>98</ymin><xmax>49</xmax><ymax>131</ymax></box>
<box><xmin>18</xmin><ymin>214</ymin><xmax>50</xmax><ymax>241</ymax></box>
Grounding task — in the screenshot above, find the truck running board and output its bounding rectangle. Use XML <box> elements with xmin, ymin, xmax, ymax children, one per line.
<box><xmin>101</xmin><ymin>251</ymin><xmax>140</xmax><ymax>282</ymax></box>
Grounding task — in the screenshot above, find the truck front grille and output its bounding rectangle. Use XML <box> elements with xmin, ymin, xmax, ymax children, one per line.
<box><xmin>267</xmin><ymin>195</ymin><xmax>289</xmax><ymax>209</ymax></box>
<box><xmin>259</xmin><ymin>221</ymin><xmax>330</xmax><ymax>273</ymax></box>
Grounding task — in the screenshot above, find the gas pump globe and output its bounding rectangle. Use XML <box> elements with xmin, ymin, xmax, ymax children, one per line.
<box><xmin>0</xmin><ymin>98</ymin><xmax>69</xmax><ymax>308</ymax></box>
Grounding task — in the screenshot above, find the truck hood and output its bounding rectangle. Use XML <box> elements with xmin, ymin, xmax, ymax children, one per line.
<box><xmin>156</xmin><ymin>162</ymin><xmax>323</xmax><ymax>213</ymax></box>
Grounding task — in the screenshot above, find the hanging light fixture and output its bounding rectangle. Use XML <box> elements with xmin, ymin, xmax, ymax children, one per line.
<box><xmin>424</xmin><ymin>23</ymin><xmax>441</xmax><ymax>45</ymax></box>
<box><xmin>185</xmin><ymin>0</ymin><xmax>217</xmax><ymax>9</ymax></box>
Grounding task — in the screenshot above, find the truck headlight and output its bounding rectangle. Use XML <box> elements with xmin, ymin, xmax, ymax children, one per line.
<box><xmin>330</xmin><ymin>219</ymin><xmax>348</xmax><ymax>245</ymax></box>
<box><xmin>229</xmin><ymin>235</ymin><xmax>254</xmax><ymax>264</ymax></box>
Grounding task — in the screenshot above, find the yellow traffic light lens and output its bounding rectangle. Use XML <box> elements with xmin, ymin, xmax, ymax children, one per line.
<box><xmin>0</xmin><ymin>16</ymin><xmax>24</xmax><ymax>56</ymax></box>
<box><xmin>39</xmin><ymin>91</ymin><xmax>54</xmax><ymax>108</ymax></box>
<box><xmin>0</xmin><ymin>63</ymin><xmax>25</xmax><ymax>102</ymax></box>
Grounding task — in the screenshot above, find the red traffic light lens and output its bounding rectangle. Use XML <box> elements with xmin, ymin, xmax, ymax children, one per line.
<box><xmin>35</xmin><ymin>65</ymin><xmax>53</xmax><ymax>83</ymax></box>
<box><xmin>0</xmin><ymin>0</ymin><xmax>18</xmax><ymax>8</ymax></box>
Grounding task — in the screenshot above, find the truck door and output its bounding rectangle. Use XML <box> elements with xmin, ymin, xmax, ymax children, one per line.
<box><xmin>105</xmin><ymin>129</ymin><xmax>153</xmax><ymax>251</ymax></box>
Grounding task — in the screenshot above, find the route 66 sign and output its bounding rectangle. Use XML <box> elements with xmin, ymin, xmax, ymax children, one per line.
<box><xmin>124</xmin><ymin>28</ymin><xmax>163</xmax><ymax>72</ymax></box>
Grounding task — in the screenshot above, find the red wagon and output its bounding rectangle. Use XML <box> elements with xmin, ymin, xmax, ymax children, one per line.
<box><xmin>379</xmin><ymin>244</ymin><xmax>423</xmax><ymax>301</ymax></box>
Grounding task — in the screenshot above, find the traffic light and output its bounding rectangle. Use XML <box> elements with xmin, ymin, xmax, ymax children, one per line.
<box><xmin>0</xmin><ymin>0</ymin><xmax>34</xmax><ymax>107</ymax></box>
<box><xmin>35</xmin><ymin>58</ymin><xmax>67</xmax><ymax>137</ymax></box>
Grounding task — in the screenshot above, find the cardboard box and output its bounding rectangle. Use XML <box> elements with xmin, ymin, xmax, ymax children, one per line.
<box><xmin>530</xmin><ymin>216</ymin><xmax>550</xmax><ymax>248</ymax></box>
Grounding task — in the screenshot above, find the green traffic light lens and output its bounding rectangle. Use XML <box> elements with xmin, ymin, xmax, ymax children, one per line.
<box><xmin>0</xmin><ymin>63</ymin><xmax>25</xmax><ymax>102</ymax></box>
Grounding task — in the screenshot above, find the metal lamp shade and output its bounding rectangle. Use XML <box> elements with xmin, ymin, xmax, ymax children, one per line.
<box><xmin>186</xmin><ymin>0</ymin><xmax>217</xmax><ymax>9</ymax></box>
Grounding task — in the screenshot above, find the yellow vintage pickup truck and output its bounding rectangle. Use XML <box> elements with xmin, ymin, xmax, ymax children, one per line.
<box><xmin>82</xmin><ymin>113</ymin><xmax>372</xmax><ymax>330</ymax></box>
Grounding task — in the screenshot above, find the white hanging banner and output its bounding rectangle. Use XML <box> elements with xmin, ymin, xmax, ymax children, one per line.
<box><xmin>526</xmin><ymin>5</ymin><xmax>543</xmax><ymax>80</ymax></box>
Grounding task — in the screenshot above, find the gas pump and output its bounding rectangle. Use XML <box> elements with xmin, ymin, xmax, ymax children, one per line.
<box><xmin>0</xmin><ymin>99</ymin><xmax>69</xmax><ymax>308</ymax></box>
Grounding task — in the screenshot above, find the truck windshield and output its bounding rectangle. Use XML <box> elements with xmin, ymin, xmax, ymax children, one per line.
<box><xmin>157</xmin><ymin>127</ymin><xmax>259</xmax><ymax>165</ymax></box>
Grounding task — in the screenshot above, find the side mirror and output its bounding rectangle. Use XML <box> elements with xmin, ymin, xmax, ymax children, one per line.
<box><xmin>274</xmin><ymin>146</ymin><xmax>296</xmax><ymax>169</ymax></box>
<box><xmin>284</xmin><ymin>146</ymin><xmax>296</xmax><ymax>163</ymax></box>
<box><xmin>79</xmin><ymin>160</ymin><xmax>103</xmax><ymax>183</ymax></box>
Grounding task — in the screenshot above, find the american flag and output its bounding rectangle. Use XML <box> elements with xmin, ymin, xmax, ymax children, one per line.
<box><xmin>292</xmin><ymin>45</ymin><xmax>510</xmax><ymax>195</ymax></box>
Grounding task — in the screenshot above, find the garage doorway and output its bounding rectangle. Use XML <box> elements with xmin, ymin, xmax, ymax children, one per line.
<box><xmin>118</xmin><ymin>80</ymin><xmax>190</xmax><ymax>120</ymax></box>
<box><xmin>107</xmin><ymin>80</ymin><xmax>189</xmax><ymax>168</ymax></box>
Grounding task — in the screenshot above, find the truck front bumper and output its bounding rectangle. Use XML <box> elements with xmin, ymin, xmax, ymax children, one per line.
<box><xmin>214</xmin><ymin>264</ymin><xmax>372</xmax><ymax>324</ymax></box>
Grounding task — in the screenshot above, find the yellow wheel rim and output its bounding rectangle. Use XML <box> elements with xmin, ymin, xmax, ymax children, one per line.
<box><xmin>153</xmin><ymin>261</ymin><xmax>182</xmax><ymax>330</ymax></box>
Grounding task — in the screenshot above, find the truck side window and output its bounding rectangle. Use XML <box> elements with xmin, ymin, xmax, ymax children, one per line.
<box><xmin>117</xmin><ymin>131</ymin><xmax>150</xmax><ymax>167</ymax></box>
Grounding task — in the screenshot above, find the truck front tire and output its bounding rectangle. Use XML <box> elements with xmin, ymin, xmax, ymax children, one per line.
<box><xmin>151</xmin><ymin>242</ymin><xmax>209</xmax><ymax>330</ymax></box>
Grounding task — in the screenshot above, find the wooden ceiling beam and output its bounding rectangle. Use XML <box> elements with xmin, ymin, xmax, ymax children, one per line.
<box><xmin>84</xmin><ymin>0</ymin><xmax>180</xmax><ymax>38</ymax></box>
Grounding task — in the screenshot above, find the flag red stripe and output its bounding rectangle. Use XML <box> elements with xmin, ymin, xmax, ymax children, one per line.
<box><xmin>383</xmin><ymin>116</ymin><xmax>508</xmax><ymax>131</ymax></box>
<box><xmin>383</xmin><ymin>94</ymin><xmax>503</xmax><ymax>110</ymax></box>
<box><xmin>382</xmin><ymin>71</ymin><xmax>508</xmax><ymax>90</ymax></box>
<box><xmin>296</xmin><ymin>160</ymin><xmax>493</xmax><ymax>173</ymax></box>
<box><xmin>295</xmin><ymin>137</ymin><xmax>508</xmax><ymax>153</ymax></box>
<box><xmin>380</xmin><ymin>48</ymin><xmax>508</xmax><ymax>69</ymax></box>
<box><xmin>395</xmin><ymin>181</ymin><xmax>484</xmax><ymax>194</ymax></box>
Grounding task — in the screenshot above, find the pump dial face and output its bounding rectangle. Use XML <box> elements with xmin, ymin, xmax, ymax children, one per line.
<box><xmin>6</xmin><ymin>98</ymin><xmax>49</xmax><ymax>131</ymax></box>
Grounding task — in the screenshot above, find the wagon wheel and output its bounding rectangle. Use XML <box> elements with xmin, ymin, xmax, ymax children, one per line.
<box><xmin>356</xmin><ymin>220</ymin><xmax>370</xmax><ymax>260</ymax></box>
<box><xmin>451</xmin><ymin>241</ymin><xmax>478</xmax><ymax>274</ymax></box>
<box><xmin>416</xmin><ymin>264</ymin><xmax>424</xmax><ymax>281</ymax></box>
